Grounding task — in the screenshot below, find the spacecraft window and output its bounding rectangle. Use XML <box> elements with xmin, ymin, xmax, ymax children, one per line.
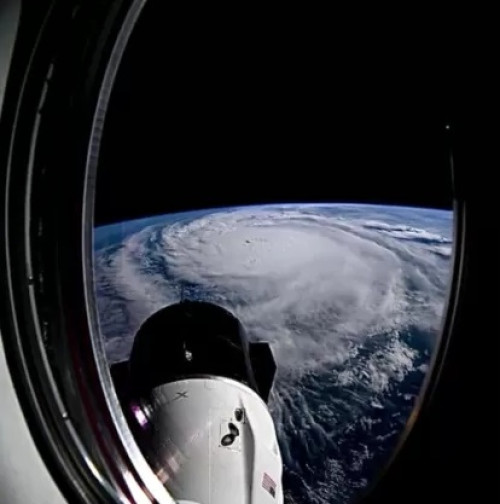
<box><xmin>90</xmin><ymin>1</ymin><xmax>456</xmax><ymax>498</ymax></box>
<box><xmin>0</xmin><ymin>0</ymin><xmax>467</xmax><ymax>503</ymax></box>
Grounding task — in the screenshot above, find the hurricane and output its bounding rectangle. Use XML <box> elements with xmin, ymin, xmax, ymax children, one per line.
<box><xmin>93</xmin><ymin>203</ymin><xmax>453</xmax><ymax>504</ymax></box>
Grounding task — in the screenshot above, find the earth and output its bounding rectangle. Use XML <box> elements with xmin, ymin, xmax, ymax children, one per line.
<box><xmin>93</xmin><ymin>203</ymin><xmax>453</xmax><ymax>504</ymax></box>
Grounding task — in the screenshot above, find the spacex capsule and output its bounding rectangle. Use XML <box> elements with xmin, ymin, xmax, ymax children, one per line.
<box><xmin>111</xmin><ymin>300</ymin><xmax>284</xmax><ymax>504</ymax></box>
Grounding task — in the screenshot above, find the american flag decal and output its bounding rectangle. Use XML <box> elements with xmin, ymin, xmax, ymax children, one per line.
<box><xmin>262</xmin><ymin>472</ymin><xmax>276</xmax><ymax>498</ymax></box>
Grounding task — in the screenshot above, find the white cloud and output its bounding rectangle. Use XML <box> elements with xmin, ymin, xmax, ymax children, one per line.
<box><xmin>94</xmin><ymin>206</ymin><xmax>451</xmax><ymax>371</ymax></box>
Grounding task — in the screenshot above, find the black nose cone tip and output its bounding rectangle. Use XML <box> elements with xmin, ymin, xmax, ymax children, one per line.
<box><xmin>128</xmin><ymin>300</ymin><xmax>258</xmax><ymax>394</ymax></box>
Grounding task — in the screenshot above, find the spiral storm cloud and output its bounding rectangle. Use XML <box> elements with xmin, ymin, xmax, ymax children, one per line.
<box><xmin>93</xmin><ymin>203</ymin><xmax>453</xmax><ymax>504</ymax></box>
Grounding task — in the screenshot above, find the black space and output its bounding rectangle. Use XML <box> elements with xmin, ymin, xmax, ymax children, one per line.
<box><xmin>94</xmin><ymin>1</ymin><xmax>454</xmax><ymax>226</ymax></box>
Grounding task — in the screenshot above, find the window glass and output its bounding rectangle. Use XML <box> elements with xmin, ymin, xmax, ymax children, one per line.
<box><xmin>92</xmin><ymin>2</ymin><xmax>454</xmax><ymax>502</ymax></box>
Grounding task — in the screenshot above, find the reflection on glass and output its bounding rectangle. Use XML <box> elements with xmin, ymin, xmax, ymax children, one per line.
<box><xmin>93</xmin><ymin>202</ymin><xmax>453</xmax><ymax>504</ymax></box>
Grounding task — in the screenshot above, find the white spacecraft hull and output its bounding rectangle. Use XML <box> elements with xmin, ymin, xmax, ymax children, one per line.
<box><xmin>139</xmin><ymin>377</ymin><xmax>283</xmax><ymax>504</ymax></box>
